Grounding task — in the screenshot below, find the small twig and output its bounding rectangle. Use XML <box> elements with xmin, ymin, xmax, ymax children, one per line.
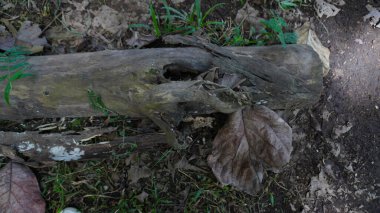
<box><xmin>0</xmin><ymin>18</ymin><xmax>18</xmax><ymax>36</ymax></box>
<box><xmin>41</xmin><ymin>11</ymin><xmax>63</xmax><ymax>34</ymax></box>
<box><xmin>316</xmin><ymin>17</ymin><xmax>329</xmax><ymax>36</ymax></box>
<box><xmin>0</xmin><ymin>11</ymin><xmax>13</xmax><ymax>18</ymax></box>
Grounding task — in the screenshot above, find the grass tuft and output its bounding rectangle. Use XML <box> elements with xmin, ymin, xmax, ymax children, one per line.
<box><xmin>142</xmin><ymin>1</ymin><xmax>297</xmax><ymax>47</ymax></box>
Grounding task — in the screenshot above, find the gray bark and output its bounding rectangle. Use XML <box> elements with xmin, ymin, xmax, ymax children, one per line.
<box><xmin>0</xmin><ymin>41</ymin><xmax>322</xmax><ymax>121</ymax></box>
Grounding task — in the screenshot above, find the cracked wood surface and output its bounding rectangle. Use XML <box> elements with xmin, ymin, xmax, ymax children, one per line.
<box><xmin>0</xmin><ymin>43</ymin><xmax>322</xmax><ymax>121</ymax></box>
<box><xmin>0</xmin><ymin>128</ymin><xmax>167</xmax><ymax>162</ymax></box>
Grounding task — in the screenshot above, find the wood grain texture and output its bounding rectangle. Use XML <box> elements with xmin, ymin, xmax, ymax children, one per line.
<box><xmin>0</xmin><ymin>43</ymin><xmax>322</xmax><ymax>121</ymax></box>
<box><xmin>0</xmin><ymin>129</ymin><xmax>167</xmax><ymax>162</ymax></box>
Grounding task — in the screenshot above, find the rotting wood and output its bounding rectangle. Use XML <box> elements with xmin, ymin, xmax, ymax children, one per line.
<box><xmin>0</xmin><ymin>37</ymin><xmax>322</xmax><ymax>120</ymax></box>
<box><xmin>0</xmin><ymin>35</ymin><xmax>323</xmax><ymax>152</ymax></box>
<box><xmin>0</xmin><ymin>128</ymin><xmax>168</xmax><ymax>162</ymax></box>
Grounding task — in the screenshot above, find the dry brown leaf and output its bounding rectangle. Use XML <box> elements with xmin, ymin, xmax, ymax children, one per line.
<box><xmin>91</xmin><ymin>5</ymin><xmax>128</xmax><ymax>34</ymax></box>
<box><xmin>296</xmin><ymin>22</ymin><xmax>330</xmax><ymax>76</ymax></box>
<box><xmin>127</xmin><ymin>165</ymin><xmax>151</xmax><ymax>184</ymax></box>
<box><xmin>136</xmin><ymin>191</ymin><xmax>149</xmax><ymax>202</ymax></box>
<box><xmin>208</xmin><ymin>106</ymin><xmax>292</xmax><ymax>195</ymax></box>
<box><xmin>174</xmin><ymin>156</ymin><xmax>207</xmax><ymax>173</ymax></box>
<box><xmin>307</xmin><ymin>170</ymin><xmax>336</xmax><ymax>199</ymax></box>
<box><xmin>0</xmin><ymin>162</ymin><xmax>46</xmax><ymax>212</ymax></box>
<box><xmin>235</xmin><ymin>2</ymin><xmax>263</xmax><ymax>31</ymax></box>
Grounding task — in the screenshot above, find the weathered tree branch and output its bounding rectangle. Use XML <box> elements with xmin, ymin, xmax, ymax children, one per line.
<box><xmin>0</xmin><ymin>128</ymin><xmax>168</xmax><ymax>162</ymax></box>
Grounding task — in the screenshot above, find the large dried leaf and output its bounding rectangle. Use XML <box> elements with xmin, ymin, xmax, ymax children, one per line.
<box><xmin>296</xmin><ymin>22</ymin><xmax>330</xmax><ymax>76</ymax></box>
<box><xmin>91</xmin><ymin>5</ymin><xmax>128</xmax><ymax>34</ymax></box>
<box><xmin>208</xmin><ymin>106</ymin><xmax>292</xmax><ymax>195</ymax></box>
<box><xmin>235</xmin><ymin>2</ymin><xmax>263</xmax><ymax>31</ymax></box>
<box><xmin>0</xmin><ymin>162</ymin><xmax>45</xmax><ymax>212</ymax></box>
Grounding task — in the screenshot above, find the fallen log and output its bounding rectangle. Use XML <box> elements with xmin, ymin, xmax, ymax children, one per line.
<box><xmin>0</xmin><ymin>38</ymin><xmax>322</xmax><ymax>121</ymax></box>
<box><xmin>0</xmin><ymin>36</ymin><xmax>323</xmax><ymax>151</ymax></box>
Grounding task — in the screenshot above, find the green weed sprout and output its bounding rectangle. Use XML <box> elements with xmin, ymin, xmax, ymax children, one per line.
<box><xmin>146</xmin><ymin>0</ymin><xmax>225</xmax><ymax>36</ymax></box>
<box><xmin>0</xmin><ymin>47</ymin><xmax>33</xmax><ymax>105</ymax></box>
<box><xmin>276</xmin><ymin>0</ymin><xmax>303</xmax><ymax>10</ymax></box>
<box><xmin>133</xmin><ymin>1</ymin><xmax>297</xmax><ymax>48</ymax></box>
<box><xmin>87</xmin><ymin>89</ymin><xmax>114</xmax><ymax>116</ymax></box>
<box><xmin>260</xmin><ymin>17</ymin><xmax>297</xmax><ymax>47</ymax></box>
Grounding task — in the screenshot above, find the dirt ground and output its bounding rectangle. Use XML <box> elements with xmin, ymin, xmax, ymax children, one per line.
<box><xmin>283</xmin><ymin>0</ymin><xmax>380</xmax><ymax>212</ymax></box>
<box><xmin>0</xmin><ymin>0</ymin><xmax>379</xmax><ymax>212</ymax></box>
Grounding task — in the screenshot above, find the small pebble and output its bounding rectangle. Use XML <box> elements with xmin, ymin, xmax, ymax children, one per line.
<box><xmin>60</xmin><ymin>207</ymin><xmax>81</xmax><ymax>213</ymax></box>
<box><xmin>354</xmin><ymin>39</ymin><xmax>364</xmax><ymax>44</ymax></box>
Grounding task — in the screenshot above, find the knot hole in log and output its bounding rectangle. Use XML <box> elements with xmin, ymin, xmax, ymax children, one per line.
<box><xmin>163</xmin><ymin>63</ymin><xmax>203</xmax><ymax>81</ymax></box>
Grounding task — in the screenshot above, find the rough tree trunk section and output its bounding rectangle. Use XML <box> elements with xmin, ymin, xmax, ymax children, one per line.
<box><xmin>0</xmin><ymin>41</ymin><xmax>322</xmax><ymax>121</ymax></box>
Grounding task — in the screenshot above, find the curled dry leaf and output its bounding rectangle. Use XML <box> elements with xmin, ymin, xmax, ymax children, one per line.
<box><xmin>314</xmin><ymin>0</ymin><xmax>341</xmax><ymax>18</ymax></box>
<box><xmin>296</xmin><ymin>22</ymin><xmax>330</xmax><ymax>76</ymax></box>
<box><xmin>0</xmin><ymin>162</ymin><xmax>45</xmax><ymax>212</ymax></box>
<box><xmin>208</xmin><ymin>106</ymin><xmax>292</xmax><ymax>195</ymax></box>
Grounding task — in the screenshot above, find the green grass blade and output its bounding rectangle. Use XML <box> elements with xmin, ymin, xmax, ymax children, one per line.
<box><xmin>284</xmin><ymin>32</ymin><xmax>298</xmax><ymax>44</ymax></box>
<box><xmin>4</xmin><ymin>81</ymin><xmax>12</xmax><ymax>105</ymax></box>
<box><xmin>188</xmin><ymin>3</ymin><xmax>195</xmax><ymax>24</ymax></box>
<box><xmin>277</xmin><ymin>0</ymin><xmax>298</xmax><ymax>10</ymax></box>
<box><xmin>162</xmin><ymin>6</ymin><xmax>187</xmax><ymax>20</ymax></box>
<box><xmin>195</xmin><ymin>0</ymin><xmax>202</xmax><ymax>27</ymax></box>
<box><xmin>2</xmin><ymin>62</ymin><xmax>28</xmax><ymax>71</ymax></box>
<box><xmin>149</xmin><ymin>2</ymin><xmax>161</xmax><ymax>37</ymax></box>
<box><xmin>87</xmin><ymin>89</ymin><xmax>111</xmax><ymax>116</ymax></box>
<box><xmin>269</xmin><ymin>193</ymin><xmax>275</xmax><ymax>206</ymax></box>
<box><xmin>128</xmin><ymin>23</ymin><xmax>151</xmax><ymax>30</ymax></box>
<box><xmin>0</xmin><ymin>57</ymin><xmax>25</xmax><ymax>63</ymax></box>
<box><xmin>9</xmin><ymin>70</ymin><xmax>33</xmax><ymax>81</ymax></box>
<box><xmin>162</xmin><ymin>14</ymin><xmax>188</xmax><ymax>21</ymax></box>
<box><xmin>18</xmin><ymin>73</ymin><xmax>34</xmax><ymax>79</ymax></box>
<box><xmin>160</xmin><ymin>0</ymin><xmax>174</xmax><ymax>32</ymax></box>
<box><xmin>9</xmin><ymin>70</ymin><xmax>25</xmax><ymax>81</ymax></box>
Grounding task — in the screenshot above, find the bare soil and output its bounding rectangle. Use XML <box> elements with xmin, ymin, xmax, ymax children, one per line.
<box><xmin>277</xmin><ymin>0</ymin><xmax>380</xmax><ymax>212</ymax></box>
